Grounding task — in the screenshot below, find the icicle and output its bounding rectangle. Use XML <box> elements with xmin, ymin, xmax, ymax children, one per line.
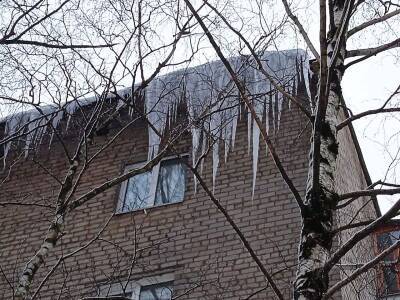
<box><xmin>301</xmin><ymin>57</ymin><xmax>311</xmax><ymax>99</ymax></box>
<box><xmin>289</xmin><ymin>80</ymin><xmax>296</xmax><ymax>110</ymax></box>
<box><xmin>192</xmin><ymin>128</ymin><xmax>199</xmax><ymax>193</ymax></box>
<box><xmin>252</xmin><ymin>119</ymin><xmax>260</xmax><ymax>198</ymax></box>
<box><xmin>266</xmin><ymin>94</ymin><xmax>271</xmax><ymax>134</ymax></box>
<box><xmin>65</xmin><ymin>101</ymin><xmax>78</xmax><ymax>131</ymax></box>
<box><xmin>277</xmin><ymin>91</ymin><xmax>284</xmax><ymax>130</ymax></box>
<box><xmin>251</xmin><ymin>83</ymin><xmax>264</xmax><ymax>199</ymax></box>
<box><xmin>146</xmin><ymin>72</ymin><xmax>185</xmax><ymax>160</ymax></box>
<box><xmin>247</xmin><ymin>110</ymin><xmax>252</xmax><ymax>155</ymax></box>
<box><xmin>265</xmin><ymin>97</ymin><xmax>270</xmax><ymax>158</ymax></box>
<box><xmin>210</xmin><ymin>110</ymin><xmax>220</xmax><ymax>191</ymax></box>
<box><xmin>48</xmin><ymin>109</ymin><xmax>64</xmax><ymax>148</ymax></box>
<box><xmin>33</xmin><ymin>117</ymin><xmax>48</xmax><ymax>152</ymax></box>
<box><xmin>116</xmin><ymin>98</ymin><xmax>125</xmax><ymax>110</ymax></box>
<box><xmin>186</xmin><ymin>79</ymin><xmax>199</xmax><ymax>193</ymax></box>
<box><xmin>52</xmin><ymin>109</ymin><xmax>64</xmax><ymax>129</ymax></box>
<box><xmin>212</xmin><ymin>141</ymin><xmax>219</xmax><ymax>193</ymax></box>
<box><xmin>200</xmin><ymin>133</ymin><xmax>206</xmax><ymax>175</ymax></box>
<box><xmin>224</xmin><ymin>126</ymin><xmax>230</xmax><ymax>163</ymax></box>
<box><xmin>24</xmin><ymin>112</ymin><xmax>40</xmax><ymax>157</ymax></box>
<box><xmin>3</xmin><ymin>114</ymin><xmax>23</xmax><ymax>166</ymax></box>
<box><xmin>231</xmin><ymin>108</ymin><xmax>238</xmax><ymax>150</ymax></box>
<box><xmin>191</xmin><ymin>125</ymin><xmax>200</xmax><ymax>193</ymax></box>
<box><xmin>146</xmin><ymin>78</ymin><xmax>162</xmax><ymax>160</ymax></box>
<box><xmin>274</xmin><ymin>93</ymin><xmax>279</xmax><ymax>133</ymax></box>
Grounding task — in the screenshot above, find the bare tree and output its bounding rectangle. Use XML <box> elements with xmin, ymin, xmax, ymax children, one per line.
<box><xmin>1</xmin><ymin>0</ymin><xmax>400</xmax><ymax>300</ymax></box>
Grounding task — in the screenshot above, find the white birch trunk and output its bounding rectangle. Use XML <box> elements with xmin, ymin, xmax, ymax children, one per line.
<box><xmin>294</xmin><ymin>0</ymin><xmax>348</xmax><ymax>298</ymax></box>
<box><xmin>15</xmin><ymin>214</ymin><xmax>64</xmax><ymax>299</ymax></box>
<box><xmin>15</xmin><ymin>159</ymin><xmax>79</xmax><ymax>298</ymax></box>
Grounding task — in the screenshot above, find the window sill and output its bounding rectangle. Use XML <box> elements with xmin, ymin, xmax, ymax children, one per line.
<box><xmin>380</xmin><ymin>292</ymin><xmax>400</xmax><ymax>299</ymax></box>
<box><xmin>115</xmin><ymin>199</ymin><xmax>184</xmax><ymax>216</ymax></box>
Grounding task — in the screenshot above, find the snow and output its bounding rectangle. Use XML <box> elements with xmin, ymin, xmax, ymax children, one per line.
<box><xmin>1</xmin><ymin>49</ymin><xmax>310</xmax><ymax>194</ymax></box>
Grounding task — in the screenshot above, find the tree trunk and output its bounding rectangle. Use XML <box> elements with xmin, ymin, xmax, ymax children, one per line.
<box><xmin>15</xmin><ymin>159</ymin><xmax>80</xmax><ymax>298</ymax></box>
<box><xmin>15</xmin><ymin>214</ymin><xmax>64</xmax><ymax>299</ymax></box>
<box><xmin>294</xmin><ymin>1</ymin><xmax>348</xmax><ymax>299</ymax></box>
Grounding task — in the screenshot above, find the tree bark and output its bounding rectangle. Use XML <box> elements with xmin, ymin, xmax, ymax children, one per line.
<box><xmin>14</xmin><ymin>158</ymin><xmax>80</xmax><ymax>299</ymax></box>
<box><xmin>294</xmin><ymin>0</ymin><xmax>349</xmax><ymax>298</ymax></box>
<box><xmin>15</xmin><ymin>214</ymin><xmax>64</xmax><ymax>298</ymax></box>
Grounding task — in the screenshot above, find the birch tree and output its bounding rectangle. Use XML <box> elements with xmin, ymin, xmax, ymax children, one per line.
<box><xmin>181</xmin><ymin>1</ymin><xmax>399</xmax><ymax>299</ymax></box>
<box><xmin>1</xmin><ymin>0</ymin><xmax>400</xmax><ymax>299</ymax></box>
<box><xmin>0</xmin><ymin>1</ymin><xmax>202</xmax><ymax>298</ymax></box>
<box><xmin>179</xmin><ymin>0</ymin><xmax>400</xmax><ymax>298</ymax></box>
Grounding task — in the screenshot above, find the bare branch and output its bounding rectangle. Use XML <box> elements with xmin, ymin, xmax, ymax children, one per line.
<box><xmin>184</xmin><ymin>0</ymin><xmax>305</xmax><ymax>214</ymax></box>
<box><xmin>345</xmin><ymin>37</ymin><xmax>400</xmax><ymax>68</ymax></box>
<box><xmin>202</xmin><ymin>0</ymin><xmax>313</xmax><ymax>121</ymax></box>
<box><xmin>325</xmin><ymin>196</ymin><xmax>400</xmax><ymax>272</ymax></box>
<box><xmin>281</xmin><ymin>0</ymin><xmax>320</xmax><ymax>60</ymax></box>
<box><xmin>347</xmin><ymin>8</ymin><xmax>400</xmax><ymax>37</ymax></box>
<box><xmin>331</xmin><ymin>220</ymin><xmax>374</xmax><ymax>235</ymax></box>
<box><xmin>323</xmin><ymin>239</ymin><xmax>400</xmax><ymax>299</ymax></box>
<box><xmin>187</xmin><ymin>163</ymin><xmax>285</xmax><ymax>300</ymax></box>
<box><xmin>0</xmin><ymin>201</ymin><xmax>54</xmax><ymax>210</ymax></box>
<box><xmin>11</xmin><ymin>0</ymin><xmax>71</xmax><ymax>41</ymax></box>
<box><xmin>67</xmin><ymin>127</ymin><xmax>186</xmax><ymax>212</ymax></box>
<box><xmin>339</xmin><ymin>188</ymin><xmax>400</xmax><ymax>200</ymax></box>
<box><xmin>0</xmin><ymin>0</ymin><xmax>45</xmax><ymax>41</ymax></box>
<box><xmin>336</xmin><ymin>180</ymin><xmax>382</xmax><ymax>209</ymax></box>
<box><xmin>30</xmin><ymin>214</ymin><xmax>115</xmax><ymax>300</ymax></box>
<box><xmin>337</xmin><ymin>107</ymin><xmax>400</xmax><ymax>129</ymax></box>
<box><xmin>337</xmin><ymin>82</ymin><xmax>399</xmax><ymax>131</ymax></box>
<box><xmin>2</xmin><ymin>39</ymin><xmax>116</xmax><ymax>49</ymax></box>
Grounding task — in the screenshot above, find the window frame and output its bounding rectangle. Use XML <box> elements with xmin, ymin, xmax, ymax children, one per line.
<box><xmin>375</xmin><ymin>226</ymin><xmax>400</xmax><ymax>298</ymax></box>
<box><xmin>117</xmin><ymin>155</ymin><xmax>188</xmax><ymax>213</ymax></box>
<box><xmin>97</xmin><ymin>273</ymin><xmax>174</xmax><ymax>300</ymax></box>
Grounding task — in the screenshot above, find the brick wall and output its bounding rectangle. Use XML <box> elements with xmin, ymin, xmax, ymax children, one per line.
<box><xmin>335</xmin><ymin>112</ymin><xmax>378</xmax><ymax>300</ymax></box>
<box><xmin>0</xmin><ymin>100</ymin><xmax>377</xmax><ymax>299</ymax></box>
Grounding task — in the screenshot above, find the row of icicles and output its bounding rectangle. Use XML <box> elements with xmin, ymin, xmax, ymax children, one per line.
<box><xmin>2</xmin><ymin>49</ymin><xmax>310</xmax><ymax>196</ymax></box>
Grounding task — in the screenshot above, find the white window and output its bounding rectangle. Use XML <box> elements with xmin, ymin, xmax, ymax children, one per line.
<box><xmin>117</xmin><ymin>157</ymin><xmax>186</xmax><ymax>213</ymax></box>
<box><xmin>98</xmin><ymin>274</ymin><xmax>174</xmax><ymax>300</ymax></box>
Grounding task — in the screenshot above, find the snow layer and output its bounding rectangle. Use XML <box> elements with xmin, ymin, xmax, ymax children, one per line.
<box><xmin>2</xmin><ymin>49</ymin><xmax>309</xmax><ymax>194</ymax></box>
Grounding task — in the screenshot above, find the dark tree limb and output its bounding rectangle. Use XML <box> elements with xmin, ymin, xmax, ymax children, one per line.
<box><xmin>281</xmin><ymin>0</ymin><xmax>320</xmax><ymax>60</ymax></box>
<box><xmin>345</xmin><ymin>37</ymin><xmax>400</xmax><ymax>68</ymax></box>
<box><xmin>347</xmin><ymin>8</ymin><xmax>400</xmax><ymax>37</ymax></box>
<box><xmin>323</xmin><ymin>239</ymin><xmax>400</xmax><ymax>299</ymax></box>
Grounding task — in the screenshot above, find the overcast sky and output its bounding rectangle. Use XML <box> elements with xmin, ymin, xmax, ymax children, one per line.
<box><xmin>343</xmin><ymin>54</ymin><xmax>400</xmax><ymax>214</ymax></box>
<box><xmin>298</xmin><ymin>0</ymin><xmax>400</xmax><ymax>213</ymax></box>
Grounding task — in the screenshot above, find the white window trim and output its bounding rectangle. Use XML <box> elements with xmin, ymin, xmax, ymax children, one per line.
<box><xmin>117</xmin><ymin>155</ymin><xmax>187</xmax><ymax>213</ymax></box>
<box><xmin>98</xmin><ymin>273</ymin><xmax>174</xmax><ymax>299</ymax></box>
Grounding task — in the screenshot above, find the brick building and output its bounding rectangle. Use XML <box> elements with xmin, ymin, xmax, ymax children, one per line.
<box><xmin>0</xmin><ymin>53</ymin><xmax>380</xmax><ymax>299</ymax></box>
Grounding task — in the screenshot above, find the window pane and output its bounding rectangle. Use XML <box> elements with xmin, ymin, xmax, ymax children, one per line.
<box><xmin>154</xmin><ymin>159</ymin><xmax>185</xmax><ymax>205</ymax></box>
<box><xmin>122</xmin><ymin>171</ymin><xmax>151</xmax><ymax>212</ymax></box>
<box><xmin>378</xmin><ymin>231</ymin><xmax>400</xmax><ymax>295</ymax></box>
<box><xmin>139</xmin><ymin>283</ymin><xmax>172</xmax><ymax>300</ymax></box>
<box><xmin>382</xmin><ymin>265</ymin><xmax>399</xmax><ymax>294</ymax></box>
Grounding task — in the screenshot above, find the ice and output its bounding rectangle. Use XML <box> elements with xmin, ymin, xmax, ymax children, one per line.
<box><xmin>142</xmin><ymin>50</ymin><xmax>308</xmax><ymax>192</ymax></box>
<box><xmin>2</xmin><ymin>49</ymin><xmax>310</xmax><ymax>193</ymax></box>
